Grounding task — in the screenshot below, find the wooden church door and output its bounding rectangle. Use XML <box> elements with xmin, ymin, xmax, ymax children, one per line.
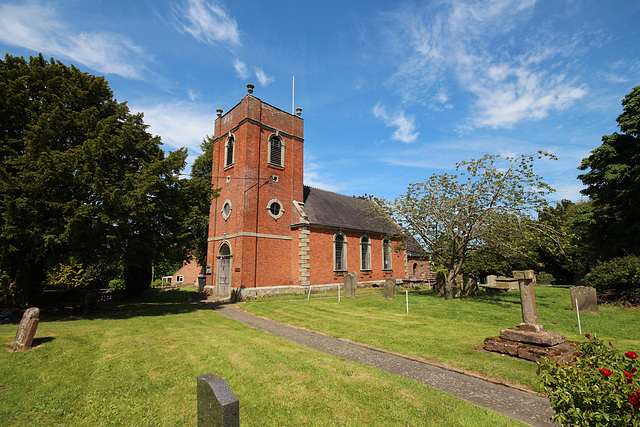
<box><xmin>217</xmin><ymin>243</ymin><xmax>232</xmax><ymax>296</ymax></box>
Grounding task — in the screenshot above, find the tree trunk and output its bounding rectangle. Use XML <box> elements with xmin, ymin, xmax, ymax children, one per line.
<box><xmin>435</xmin><ymin>272</ymin><xmax>446</xmax><ymax>297</ymax></box>
<box><xmin>10</xmin><ymin>266</ymin><xmax>43</xmax><ymax>307</ymax></box>
<box><xmin>124</xmin><ymin>264</ymin><xmax>153</xmax><ymax>297</ymax></box>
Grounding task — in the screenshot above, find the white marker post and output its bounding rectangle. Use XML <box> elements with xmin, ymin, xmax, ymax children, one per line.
<box><xmin>307</xmin><ymin>285</ymin><xmax>311</xmax><ymax>301</ymax></box>
<box><xmin>406</xmin><ymin>290</ymin><xmax>409</xmax><ymax>314</ymax></box>
<box><xmin>576</xmin><ymin>298</ymin><xmax>582</xmax><ymax>335</ymax></box>
<box><xmin>338</xmin><ymin>284</ymin><xmax>341</xmax><ymax>303</ymax></box>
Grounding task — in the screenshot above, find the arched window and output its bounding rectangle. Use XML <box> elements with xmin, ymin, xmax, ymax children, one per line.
<box><xmin>225</xmin><ymin>135</ymin><xmax>234</xmax><ymax>168</ymax></box>
<box><xmin>382</xmin><ymin>238</ymin><xmax>392</xmax><ymax>270</ymax></box>
<box><xmin>268</xmin><ymin>134</ymin><xmax>284</xmax><ymax>168</ymax></box>
<box><xmin>360</xmin><ymin>235</ymin><xmax>371</xmax><ymax>271</ymax></box>
<box><xmin>334</xmin><ymin>233</ymin><xmax>347</xmax><ymax>271</ymax></box>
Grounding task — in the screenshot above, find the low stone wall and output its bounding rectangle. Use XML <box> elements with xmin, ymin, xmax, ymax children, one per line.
<box><xmin>205</xmin><ymin>279</ymin><xmax>402</xmax><ymax>300</ymax></box>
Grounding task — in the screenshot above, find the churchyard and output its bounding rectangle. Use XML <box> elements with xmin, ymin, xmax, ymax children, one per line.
<box><xmin>1</xmin><ymin>285</ymin><xmax>637</xmax><ymax>425</ymax></box>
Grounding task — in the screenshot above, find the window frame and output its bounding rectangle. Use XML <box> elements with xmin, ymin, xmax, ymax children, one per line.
<box><xmin>333</xmin><ymin>232</ymin><xmax>347</xmax><ymax>272</ymax></box>
<box><xmin>267</xmin><ymin>133</ymin><xmax>285</xmax><ymax>169</ymax></box>
<box><xmin>382</xmin><ymin>238</ymin><xmax>392</xmax><ymax>270</ymax></box>
<box><xmin>360</xmin><ymin>235</ymin><xmax>372</xmax><ymax>271</ymax></box>
<box><xmin>266</xmin><ymin>198</ymin><xmax>285</xmax><ymax>220</ymax></box>
<box><xmin>224</xmin><ymin>133</ymin><xmax>235</xmax><ymax>169</ymax></box>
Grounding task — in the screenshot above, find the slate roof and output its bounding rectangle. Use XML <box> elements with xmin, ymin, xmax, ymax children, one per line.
<box><xmin>302</xmin><ymin>186</ymin><xmax>429</xmax><ymax>258</ymax></box>
<box><xmin>302</xmin><ymin>186</ymin><xmax>400</xmax><ymax>235</ymax></box>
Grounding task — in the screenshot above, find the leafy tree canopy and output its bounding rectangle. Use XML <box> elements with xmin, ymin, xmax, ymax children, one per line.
<box><xmin>578</xmin><ymin>86</ymin><xmax>640</xmax><ymax>258</ymax></box>
<box><xmin>374</xmin><ymin>153</ymin><xmax>555</xmax><ymax>296</ymax></box>
<box><xmin>0</xmin><ymin>54</ymin><xmax>200</xmax><ymax>304</ymax></box>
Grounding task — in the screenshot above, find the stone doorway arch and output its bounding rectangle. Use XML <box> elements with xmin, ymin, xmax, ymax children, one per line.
<box><xmin>217</xmin><ymin>242</ymin><xmax>232</xmax><ymax>297</ymax></box>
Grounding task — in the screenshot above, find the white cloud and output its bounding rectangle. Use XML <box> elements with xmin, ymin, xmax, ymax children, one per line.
<box><xmin>233</xmin><ymin>59</ymin><xmax>249</xmax><ymax>78</ymax></box>
<box><xmin>373</xmin><ymin>103</ymin><xmax>419</xmax><ymax>143</ymax></box>
<box><xmin>0</xmin><ymin>3</ymin><xmax>148</xmax><ymax>78</ymax></box>
<box><xmin>131</xmin><ymin>101</ymin><xmax>213</xmax><ymax>161</ymax></box>
<box><xmin>384</xmin><ymin>0</ymin><xmax>588</xmax><ymax>129</ymax></box>
<box><xmin>176</xmin><ymin>0</ymin><xmax>240</xmax><ymax>46</ymax></box>
<box><xmin>303</xmin><ymin>157</ymin><xmax>340</xmax><ymax>192</ymax></box>
<box><xmin>255</xmin><ymin>68</ymin><xmax>274</xmax><ymax>86</ymax></box>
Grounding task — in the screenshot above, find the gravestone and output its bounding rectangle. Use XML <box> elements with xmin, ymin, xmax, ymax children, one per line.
<box><xmin>383</xmin><ymin>278</ymin><xmax>396</xmax><ymax>300</ymax></box>
<box><xmin>570</xmin><ymin>286</ymin><xmax>599</xmax><ymax>314</ymax></box>
<box><xmin>197</xmin><ymin>373</ymin><xmax>239</xmax><ymax>427</ymax></box>
<box><xmin>11</xmin><ymin>307</ymin><xmax>40</xmax><ymax>351</ymax></box>
<box><xmin>486</xmin><ymin>275</ymin><xmax>497</xmax><ymax>286</ymax></box>
<box><xmin>514</xmin><ymin>270</ymin><xmax>539</xmax><ymax>326</ymax></box>
<box><xmin>485</xmin><ymin>269</ymin><xmax>570</xmax><ymax>362</ymax></box>
<box><xmin>344</xmin><ymin>272</ymin><xmax>357</xmax><ymax>298</ymax></box>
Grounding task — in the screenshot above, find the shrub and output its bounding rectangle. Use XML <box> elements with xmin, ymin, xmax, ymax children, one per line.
<box><xmin>151</xmin><ymin>279</ymin><xmax>165</xmax><ymax>288</ymax></box>
<box><xmin>583</xmin><ymin>255</ymin><xmax>640</xmax><ymax>303</ymax></box>
<box><xmin>108</xmin><ymin>278</ymin><xmax>125</xmax><ymax>291</ymax></box>
<box><xmin>46</xmin><ymin>261</ymin><xmax>92</xmax><ymax>289</ymax></box>
<box><xmin>538</xmin><ymin>335</ymin><xmax>639</xmax><ymax>426</ymax></box>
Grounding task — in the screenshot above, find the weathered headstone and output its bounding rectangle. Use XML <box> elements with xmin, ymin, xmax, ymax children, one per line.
<box><xmin>486</xmin><ymin>275</ymin><xmax>497</xmax><ymax>286</ymax></box>
<box><xmin>513</xmin><ymin>270</ymin><xmax>539</xmax><ymax>327</ymax></box>
<box><xmin>383</xmin><ymin>278</ymin><xmax>396</xmax><ymax>300</ymax></box>
<box><xmin>197</xmin><ymin>373</ymin><xmax>239</xmax><ymax>427</ymax></box>
<box><xmin>344</xmin><ymin>272</ymin><xmax>357</xmax><ymax>298</ymax></box>
<box><xmin>11</xmin><ymin>307</ymin><xmax>40</xmax><ymax>351</ymax></box>
<box><xmin>570</xmin><ymin>286</ymin><xmax>599</xmax><ymax>314</ymax></box>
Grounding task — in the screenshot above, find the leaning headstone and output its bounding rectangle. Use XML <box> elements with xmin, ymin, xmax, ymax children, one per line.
<box><xmin>383</xmin><ymin>278</ymin><xmax>396</xmax><ymax>300</ymax></box>
<box><xmin>197</xmin><ymin>373</ymin><xmax>239</xmax><ymax>427</ymax></box>
<box><xmin>570</xmin><ymin>286</ymin><xmax>599</xmax><ymax>314</ymax></box>
<box><xmin>11</xmin><ymin>307</ymin><xmax>40</xmax><ymax>351</ymax></box>
<box><xmin>344</xmin><ymin>272</ymin><xmax>357</xmax><ymax>298</ymax></box>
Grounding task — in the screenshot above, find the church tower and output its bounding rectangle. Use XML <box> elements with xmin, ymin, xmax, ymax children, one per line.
<box><xmin>205</xmin><ymin>85</ymin><xmax>304</xmax><ymax>296</ymax></box>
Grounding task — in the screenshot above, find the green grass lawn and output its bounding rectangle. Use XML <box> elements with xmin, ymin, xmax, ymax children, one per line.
<box><xmin>0</xmin><ymin>288</ymin><xmax>524</xmax><ymax>426</ymax></box>
<box><xmin>241</xmin><ymin>285</ymin><xmax>640</xmax><ymax>391</ymax></box>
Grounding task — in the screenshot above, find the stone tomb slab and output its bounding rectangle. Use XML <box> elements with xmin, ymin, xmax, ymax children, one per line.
<box><xmin>484</xmin><ymin>337</ymin><xmax>579</xmax><ymax>363</ymax></box>
<box><xmin>499</xmin><ymin>327</ymin><xmax>565</xmax><ymax>347</ymax></box>
<box><xmin>570</xmin><ymin>286</ymin><xmax>599</xmax><ymax>314</ymax></box>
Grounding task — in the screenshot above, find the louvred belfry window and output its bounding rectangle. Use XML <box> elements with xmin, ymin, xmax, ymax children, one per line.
<box><xmin>225</xmin><ymin>136</ymin><xmax>234</xmax><ymax>167</ymax></box>
<box><xmin>269</xmin><ymin>135</ymin><xmax>283</xmax><ymax>167</ymax></box>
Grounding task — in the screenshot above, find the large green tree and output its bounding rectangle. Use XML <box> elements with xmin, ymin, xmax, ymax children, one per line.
<box><xmin>374</xmin><ymin>153</ymin><xmax>555</xmax><ymax>298</ymax></box>
<box><xmin>183</xmin><ymin>135</ymin><xmax>216</xmax><ymax>273</ymax></box>
<box><xmin>578</xmin><ymin>86</ymin><xmax>640</xmax><ymax>259</ymax></box>
<box><xmin>536</xmin><ymin>199</ymin><xmax>596</xmax><ymax>285</ymax></box>
<box><xmin>0</xmin><ymin>54</ymin><xmax>194</xmax><ymax>303</ymax></box>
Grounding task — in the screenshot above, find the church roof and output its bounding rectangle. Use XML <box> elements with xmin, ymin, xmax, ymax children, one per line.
<box><xmin>301</xmin><ymin>186</ymin><xmax>429</xmax><ymax>258</ymax></box>
<box><xmin>302</xmin><ymin>186</ymin><xmax>400</xmax><ymax>235</ymax></box>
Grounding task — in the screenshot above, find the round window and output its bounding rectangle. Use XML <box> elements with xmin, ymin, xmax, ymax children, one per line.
<box><xmin>266</xmin><ymin>199</ymin><xmax>284</xmax><ymax>220</ymax></box>
<box><xmin>221</xmin><ymin>200</ymin><xmax>232</xmax><ymax>220</ymax></box>
<box><xmin>269</xmin><ymin>202</ymin><xmax>281</xmax><ymax>216</ymax></box>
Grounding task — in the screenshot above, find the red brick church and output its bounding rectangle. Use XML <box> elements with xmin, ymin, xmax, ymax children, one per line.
<box><xmin>204</xmin><ymin>85</ymin><xmax>429</xmax><ymax>297</ymax></box>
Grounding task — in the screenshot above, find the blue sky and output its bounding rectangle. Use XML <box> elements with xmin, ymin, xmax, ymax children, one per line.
<box><xmin>1</xmin><ymin>0</ymin><xmax>639</xmax><ymax>203</ymax></box>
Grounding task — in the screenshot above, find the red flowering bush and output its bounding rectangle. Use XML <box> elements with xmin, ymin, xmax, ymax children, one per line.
<box><xmin>538</xmin><ymin>334</ymin><xmax>639</xmax><ymax>426</ymax></box>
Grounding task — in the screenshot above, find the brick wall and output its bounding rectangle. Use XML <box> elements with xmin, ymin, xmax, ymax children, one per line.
<box><xmin>206</xmin><ymin>93</ymin><xmax>304</xmax><ymax>292</ymax></box>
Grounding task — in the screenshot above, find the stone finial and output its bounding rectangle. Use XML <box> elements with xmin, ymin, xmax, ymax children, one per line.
<box><xmin>296</xmin><ymin>107</ymin><xmax>302</xmax><ymax>116</ymax></box>
<box><xmin>247</xmin><ymin>83</ymin><xmax>254</xmax><ymax>94</ymax></box>
<box><xmin>216</xmin><ymin>108</ymin><xmax>223</xmax><ymax>118</ymax></box>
